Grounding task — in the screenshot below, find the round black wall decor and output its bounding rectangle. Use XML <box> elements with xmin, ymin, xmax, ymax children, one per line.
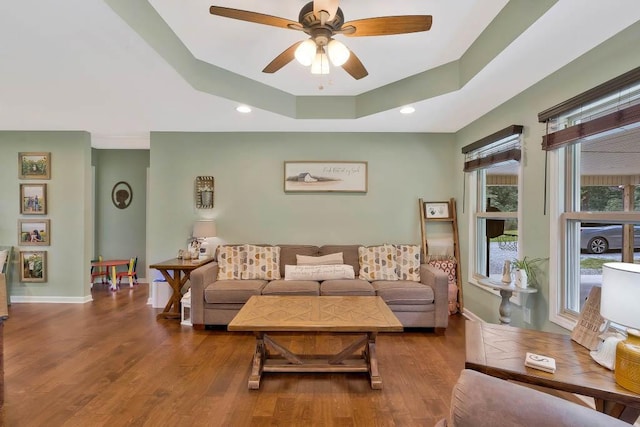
<box><xmin>111</xmin><ymin>181</ymin><xmax>133</xmax><ymax>209</ymax></box>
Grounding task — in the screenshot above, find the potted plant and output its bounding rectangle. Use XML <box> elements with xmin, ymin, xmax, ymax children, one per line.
<box><xmin>511</xmin><ymin>256</ymin><xmax>547</xmax><ymax>288</ymax></box>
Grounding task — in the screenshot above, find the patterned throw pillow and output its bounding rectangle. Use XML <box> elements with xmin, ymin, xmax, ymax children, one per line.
<box><xmin>395</xmin><ymin>244</ymin><xmax>421</xmax><ymax>281</ymax></box>
<box><xmin>242</xmin><ymin>245</ymin><xmax>281</xmax><ymax>280</ymax></box>
<box><xmin>358</xmin><ymin>244</ymin><xmax>397</xmax><ymax>281</ymax></box>
<box><xmin>216</xmin><ymin>245</ymin><xmax>245</xmax><ymax>280</ymax></box>
<box><xmin>428</xmin><ymin>258</ymin><xmax>458</xmax><ymax>314</ymax></box>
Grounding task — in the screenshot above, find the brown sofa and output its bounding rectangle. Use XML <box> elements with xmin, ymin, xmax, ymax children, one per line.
<box><xmin>437</xmin><ymin>369</ymin><xmax>628</xmax><ymax>426</ymax></box>
<box><xmin>189</xmin><ymin>244</ymin><xmax>449</xmax><ymax>330</ymax></box>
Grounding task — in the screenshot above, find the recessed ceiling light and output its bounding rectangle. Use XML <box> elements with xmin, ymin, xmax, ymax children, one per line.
<box><xmin>400</xmin><ymin>106</ymin><xmax>415</xmax><ymax>115</ymax></box>
<box><xmin>236</xmin><ymin>105</ymin><xmax>252</xmax><ymax>113</ymax></box>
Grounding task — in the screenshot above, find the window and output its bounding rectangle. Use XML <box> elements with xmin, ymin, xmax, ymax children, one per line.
<box><xmin>463</xmin><ymin>126</ymin><xmax>522</xmax><ymax>285</ymax></box>
<box><xmin>540</xmin><ymin>67</ymin><xmax>640</xmax><ymax>328</ymax></box>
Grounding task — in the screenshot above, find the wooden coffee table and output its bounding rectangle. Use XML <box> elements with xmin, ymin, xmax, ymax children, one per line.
<box><xmin>466</xmin><ymin>321</ymin><xmax>640</xmax><ymax>423</ymax></box>
<box><xmin>228</xmin><ymin>296</ymin><xmax>403</xmax><ymax>390</ymax></box>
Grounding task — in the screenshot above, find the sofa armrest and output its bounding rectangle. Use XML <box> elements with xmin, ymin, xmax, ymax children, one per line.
<box><xmin>420</xmin><ymin>264</ymin><xmax>449</xmax><ymax>329</ymax></box>
<box><xmin>444</xmin><ymin>370</ymin><xmax>628</xmax><ymax>427</ymax></box>
<box><xmin>189</xmin><ymin>261</ymin><xmax>218</xmax><ymax>326</ymax></box>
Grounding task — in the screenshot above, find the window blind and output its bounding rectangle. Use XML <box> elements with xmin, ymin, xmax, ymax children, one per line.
<box><xmin>462</xmin><ymin>125</ymin><xmax>523</xmax><ymax>172</ymax></box>
<box><xmin>539</xmin><ymin>66</ymin><xmax>640</xmax><ymax>151</ymax></box>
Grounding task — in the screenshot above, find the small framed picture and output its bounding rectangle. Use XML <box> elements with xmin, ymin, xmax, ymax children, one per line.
<box><xmin>20</xmin><ymin>183</ymin><xmax>47</xmax><ymax>215</ymax></box>
<box><xmin>19</xmin><ymin>250</ymin><xmax>47</xmax><ymax>282</ymax></box>
<box><xmin>18</xmin><ymin>219</ymin><xmax>50</xmax><ymax>246</ymax></box>
<box><xmin>19</xmin><ymin>152</ymin><xmax>51</xmax><ymax>180</ymax></box>
<box><xmin>424</xmin><ymin>201</ymin><xmax>451</xmax><ymax>219</ymax></box>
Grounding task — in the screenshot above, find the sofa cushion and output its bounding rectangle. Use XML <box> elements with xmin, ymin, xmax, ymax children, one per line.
<box><xmin>373</xmin><ymin>281</ymin><xmax>434</xmax><ymax>305</ymax></box>
<box><xmin>318</xmin><ymin>245</ymin><xmax>360</xmax><ymax>275</ymax></box>
<box><xmin>243</xmin><ymin>244</ymin><xmax>281</xmax><ymax>280</ymax></box>
<box><xmin>277</xmin><ymin>245</ymin><xmax>319</xmax><ymax>275</ymax></box>
<box><xmin>204</xmin><ymin>279</ymin><xmax>267</xmax><ymax>304</ymax></box>
<box><xmin>296</xmin><ymin>252</ymin><xmax>344</xmax><ymax>266</ymax></box>
<box><xmin>216</xmin><ymin>245</ymin><xmax>245</xmax><ymax>280</ymax></box>
<box><xmin>395</xmin><ymin>244</ymin><xmax>421</xmax><ymax>281</ymax></box>
<box><xmin>320</xmin><ymin>279</ymin><xmax>375</xmax><ymax>296</ymax></box>
<box><xmin>284</xmin><ymin>264</ymin><xmax>355</xmax><ymax>281</ymax></box>
<box><xmin>358</xmin><ymin>244</ymin><xmax>398</xmax><ymax>281</ymax></box>
<box><xmin>262</xmin><ymin>280</ymin><xmax>320</xmax><ymax>296</ymax></box>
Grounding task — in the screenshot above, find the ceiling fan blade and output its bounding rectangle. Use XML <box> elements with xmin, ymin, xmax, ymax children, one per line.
<box><xmin>262</xmin><ymin>41</ymin><xmax>302</xmax><ymax>74</ymax></box>
<box><xmin>341</xmin><ymin>49</ymin><xmax>368</xmax><ymax>80</ymax></box>
<box><xmin>210</xmin><ymin>6</ymin><xmax>300</xmax><ymax>30</ymax></box>
<box><xmin>342</xmin><ymin>15</ymin><xmax>432</xmax><ymax>37</ymax></box>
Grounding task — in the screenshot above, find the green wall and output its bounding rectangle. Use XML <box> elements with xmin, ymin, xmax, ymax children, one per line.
<box><xmin>0</xmin><ymin>132</ymin><xmax>93</xmax><ymax>301</ymax></box>
<box><xmin>94</xmin><ymin>149</ymin><xmax>149</xmax><ymax>275</ymax></box>
<box><xmin>147</xmin><ymin>132</ymin><xmax>456</xmax><ymax>275</ymax></box>
<box><xmin>454</xmin><ymin>20</ymin><xmax>640</xmax><ymax>331</ymax></box>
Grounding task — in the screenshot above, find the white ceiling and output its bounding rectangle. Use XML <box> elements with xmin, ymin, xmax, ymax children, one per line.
<box><xmin>1</xmin><ymin>0</ymin><xmax>640</xmax><ymax>149</ymax></box>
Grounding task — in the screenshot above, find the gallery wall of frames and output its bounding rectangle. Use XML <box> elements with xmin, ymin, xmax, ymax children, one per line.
<box><xmin>17</xmin><ymin>152</ymin><xmax>50</xmax><ymax>282</ymax></box>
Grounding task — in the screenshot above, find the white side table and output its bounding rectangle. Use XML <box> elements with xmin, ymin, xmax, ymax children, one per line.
<box><xmin>479</xmin><ymin>279</ymin><xmax>538</xmax><ymax>325</ymax></box>
<box><xmin>181</xmin><ymin>290</ymin><xmax>192</xmax><ymax>326</ymax></box>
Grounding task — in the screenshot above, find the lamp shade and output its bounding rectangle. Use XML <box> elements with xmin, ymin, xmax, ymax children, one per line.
<box><xmin>601</xmin><ymin>262</ymin><xmax>640</xmax><ymax>329</ymax></box>
<box><xmin>192</xmin><ymin>220</ymin><xmax>217</xmax><ymax>238</ymax></box>
<box><xmin>327</xmin><ymin>39</ymin><xmax>350</xmax><ymax>66</ymax></box>
<box><xmin>294</xmin><ymin>39</ymin><xmax>316</xmax><ymax>66</ymax></box>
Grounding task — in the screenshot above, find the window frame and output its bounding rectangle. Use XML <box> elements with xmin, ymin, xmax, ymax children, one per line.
<box><xmin>466</xmin><ymin>144</ymin><xmax>524</xmax><ymax>304</ymax></box>
<box><xmin>548</xmin><ymin>131</ymin><xmax>640</xmax><ymax>330</ymax></box>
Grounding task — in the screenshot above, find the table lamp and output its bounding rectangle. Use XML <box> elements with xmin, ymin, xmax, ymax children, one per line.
<box><xmin>600</xmin><ymin>262</ymin><xmax>640</xmax><ymax>393</ymax></box>
<box><xmin>192</xmin><ymin>220</ymin><xmax>217</xmax><ymax>259</ymax></box>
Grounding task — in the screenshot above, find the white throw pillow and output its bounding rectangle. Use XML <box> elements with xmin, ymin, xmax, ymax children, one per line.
<box><xmin>296</xmin><ymin>252</ymin><xmax>344</xmax><ymax>266</ymax></box>
<box><xmin>284</xmin><ymin>264</ymin><xmax>355</xmax><ymax>281</ymax></box>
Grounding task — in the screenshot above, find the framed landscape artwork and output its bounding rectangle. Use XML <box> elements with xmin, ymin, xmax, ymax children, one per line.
<box><xmin>284</xmin><ymin>161</ymin><xmax>368</xmax><ymax>193</ymax></box>
<box><xmin>19</xmin><ymin>250</ymin><xmax>47</xmax><ymax>282</ymax></box>
<box><xmin>18</xmin><ymin>152</ymin><xmax>51</xmax><ymax>180</ymax></box>
<box><xmin>18</xmin><ymin>219</ymin><xmax>50</xmax><ymax>246</ymax></box>
<box><xmin>20</xmin><ymin>183</ymin><xmax>47</xmax><ymax>215</ymax></box>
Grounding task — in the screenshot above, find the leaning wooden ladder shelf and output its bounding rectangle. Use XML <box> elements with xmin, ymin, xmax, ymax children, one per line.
<box><xmin>418</xmin><ymin>197</ymin><xmax>463</xmax><ymax>311</ymax></box>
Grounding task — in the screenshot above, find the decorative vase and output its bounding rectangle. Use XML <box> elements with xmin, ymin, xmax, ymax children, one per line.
<box><xmin>515</xmin><ymin>268</ymin><xmax>528</xmax><ymax>288</ymax></box>
<box><xmin>501</xmin><ymin>260</ymin><xmax>512</xmax><ymax>284</ymax></box>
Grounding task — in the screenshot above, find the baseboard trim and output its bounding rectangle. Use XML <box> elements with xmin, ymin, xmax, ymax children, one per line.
<box><xmin>10</xmin><ymin>295</ymin><xmax>93</xmax><ymax>304</ymax></box>
<box><xmin>462</xmin><ymin>308</ymin><xmax>483</xmax><ymax>322</ymax></box>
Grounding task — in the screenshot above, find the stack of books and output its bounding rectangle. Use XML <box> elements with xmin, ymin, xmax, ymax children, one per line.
<box><xmin>525</xmin><ymin>352</ymin><xmax>556</xmax><ymax>373</ymax></box>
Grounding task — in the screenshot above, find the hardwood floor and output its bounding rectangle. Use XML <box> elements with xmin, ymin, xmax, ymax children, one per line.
<box><xmin>1</xmin><ymin>284</ymin><xmax>467</xmax><ymax>427</ymax></box>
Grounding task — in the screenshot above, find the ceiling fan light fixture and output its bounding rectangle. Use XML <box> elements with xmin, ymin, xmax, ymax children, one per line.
<box><xmin>327</xmin><ymin>39</ymin><xmax>350</xmax><ymax>66</ymax></box>
<box><xmin>294</xmin><ymin>39</ymin><xmax>316</xmax><ymax>66</ymax></box>
<box><xmin>311</xmin><ymin>48</ymin><xmax>330</xmax><ymax>75</ymax></box>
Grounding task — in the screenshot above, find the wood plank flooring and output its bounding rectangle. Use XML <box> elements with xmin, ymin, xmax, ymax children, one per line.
<box><xmin>1</xmin><ymin>284</ymin><xmax>467</xmax><ymax>427</ymax></box>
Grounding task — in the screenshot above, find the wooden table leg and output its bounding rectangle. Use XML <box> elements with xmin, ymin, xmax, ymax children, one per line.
<box><xmin>156</xmin><ymin>269</ymin><xmax>189</xmax><ymax>320</ymax></box>
<box><xmin>597</xmin><ymin>399</ymin><xmax>640</xmax><ymax>423</ymax></box>
<box><xmin>249</xmin><ymin>332</ymin><xmax>266</xmax><ymax>390</ymax></box>
<box><xmin>109</xmin><ymin>265</ymin><xmax>117</xmax><ymax>291</ymax></box>
<box><xmin>365</xmin><ymin>332</ymin><xmax>382</xmax><ymax>389</ymax></box>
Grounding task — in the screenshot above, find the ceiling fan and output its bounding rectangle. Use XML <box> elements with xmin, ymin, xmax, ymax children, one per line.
<box><xmin>209</xmin><ymin>1</ymin><xmax>432</xmax><ymax>80</ymax></box>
